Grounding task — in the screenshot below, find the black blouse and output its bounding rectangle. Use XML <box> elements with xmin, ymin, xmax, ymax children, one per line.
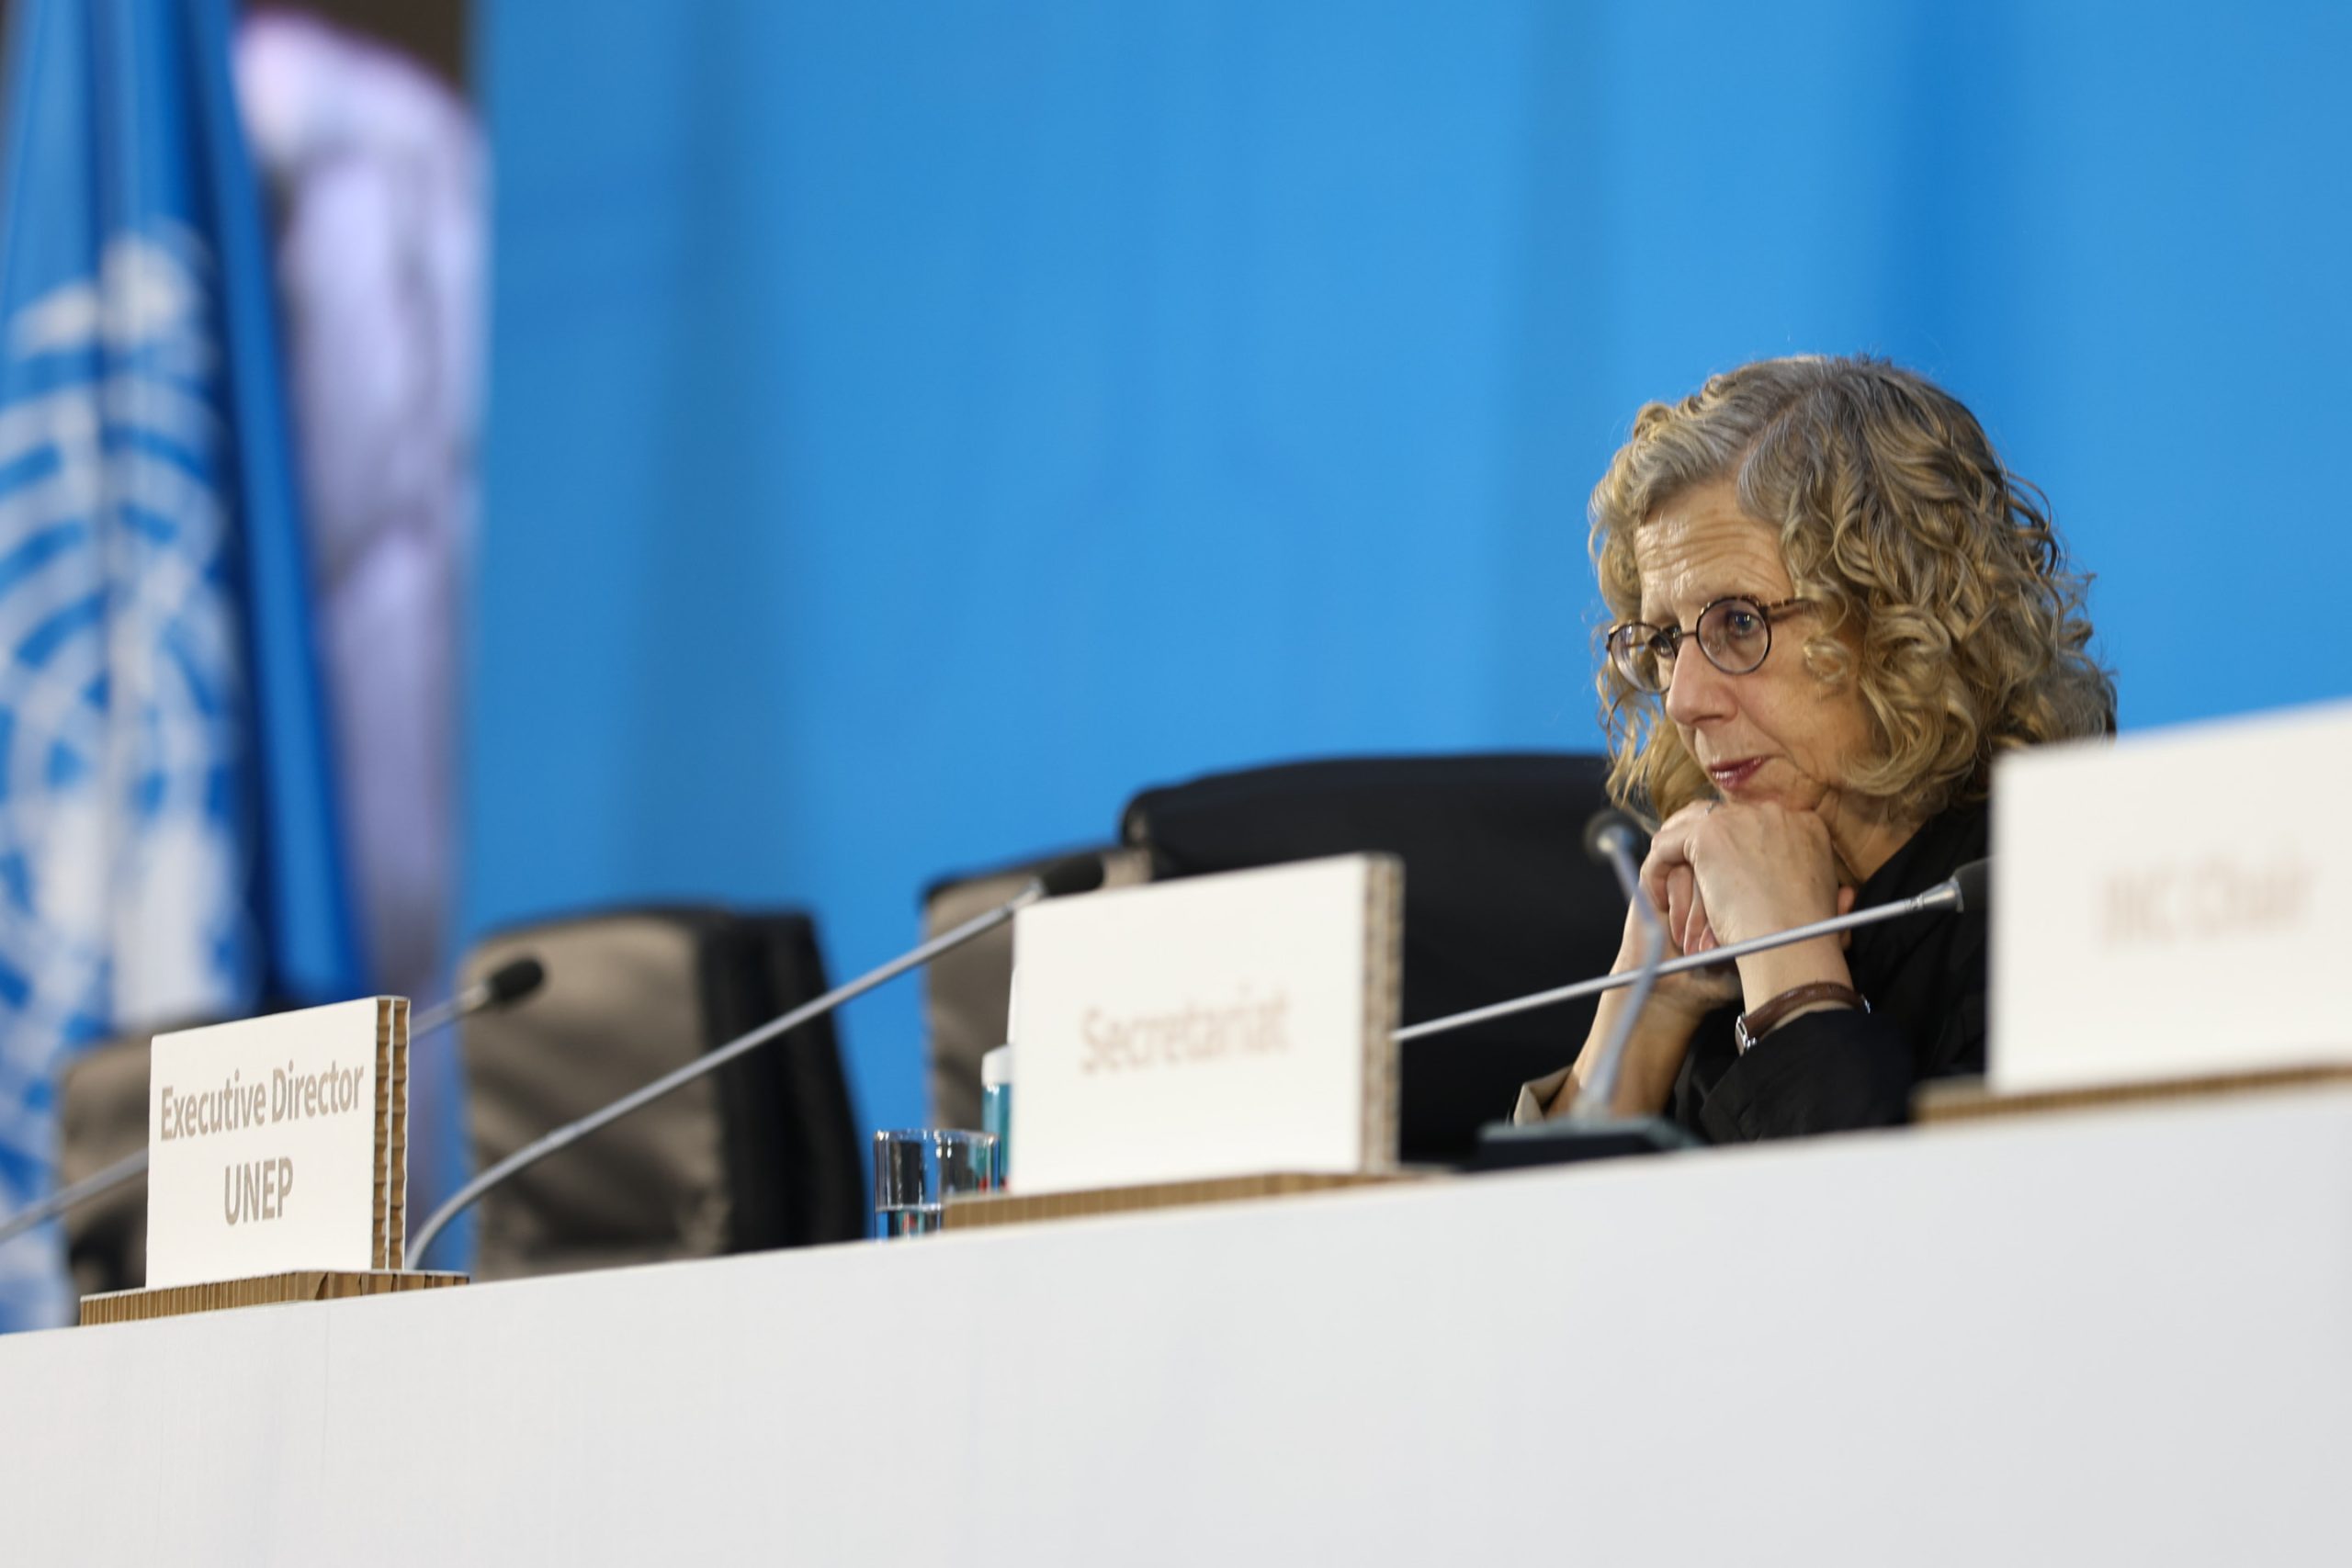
<box><xmin>1669</xmin><ymin>803</ymin><xmax>1988</xmax><ymax>1142</ymax></box>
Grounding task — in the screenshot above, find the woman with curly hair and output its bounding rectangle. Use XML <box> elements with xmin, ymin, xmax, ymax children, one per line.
<box><xmin>1520</xmin><ymin>355</ymin><xmax>2114</xmax><ymax>1139</ymax></box>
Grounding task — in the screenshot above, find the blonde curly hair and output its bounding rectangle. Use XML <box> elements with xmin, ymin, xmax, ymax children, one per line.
<box><xmin>1592</xmin><ymin>355</ymin><xmax>2115</xmax><ymax>824</ymax></box>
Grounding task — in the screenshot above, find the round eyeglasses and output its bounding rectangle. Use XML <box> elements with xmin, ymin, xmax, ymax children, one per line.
<box><xmin>1605</xmin><ymin>595</ymin><xmax>1813</xmax><ymax>694</ymax></box>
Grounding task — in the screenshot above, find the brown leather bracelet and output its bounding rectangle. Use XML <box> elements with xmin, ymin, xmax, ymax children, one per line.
<box><xmin>1734</xmin><ymin>981</ymin><xmax>1865</xmax><ymax>1054</ymax></box>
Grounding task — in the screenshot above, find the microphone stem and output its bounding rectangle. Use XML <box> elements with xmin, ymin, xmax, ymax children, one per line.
<box><xmin>0</xmin><ymin>1148</ymin><xmax>145</xmax><ymax>1246</ymax></box>
<box><xmin>1392</xmin><ymin>878</ymin><xmax>1962</xmax><ymax>1044</ymax></box>
<box><xmin>404</xmin><ymin>880</ymin><xmax>1048</xmax><ymax>1268</ymax></box>
<box><xmin>1571</xmin><ymin>829</ymin><xmax>1665</xmax><ymax>1121</ymax></box>
<box><xmin>413</xmin><ymin>987</ymin><xmax>481</xmax><ymax>1039</ymax></box>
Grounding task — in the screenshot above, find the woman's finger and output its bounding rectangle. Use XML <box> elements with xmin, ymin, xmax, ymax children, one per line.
<box><xmin>1664</xmin><ymin>863</ymin><xmax>1695</xmax><ymax>953</ymax></box>
<box><xmin>1684</xmin><ymin>887</ymin><xmax>1711</xmax><ymax>955</ymax></box>
<box><xmin>1639</xmin><ymin>800</ymin><xmax>1714</xmax><ymax>914</ymax></box>
<box><xmin>1642</xmin><ymin>850</ymin><xmax>1681</xmax><ymax>928</ymax></box>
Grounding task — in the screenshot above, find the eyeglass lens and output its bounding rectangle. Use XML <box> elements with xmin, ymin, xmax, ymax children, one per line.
<box><xmin>1611</xmin><ymin>599</ymin><xmax>1773</xmax><ymax>693</ymax></box>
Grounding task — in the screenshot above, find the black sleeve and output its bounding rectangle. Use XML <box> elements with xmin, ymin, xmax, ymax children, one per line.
<box><xmin>1693</xmin><ymin>1008</ymin><xmax>1916</xmax><ymax>1142</ymax></box>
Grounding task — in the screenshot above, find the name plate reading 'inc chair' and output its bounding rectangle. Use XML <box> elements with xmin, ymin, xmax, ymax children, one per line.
<box><xmin>1991</xmin><ymin>699</ymin><xmax>2352</xmax><ymax>1099</ymax></box>
<box><xmin>1006</xmin><ymin>853</ymin><xmax>1403</xmax><ymax>1199</ymax></box>
<box><xmin>82</xmin><ymin>998</ymin><xmax>463</xmax><ymax>1325</ymax></box>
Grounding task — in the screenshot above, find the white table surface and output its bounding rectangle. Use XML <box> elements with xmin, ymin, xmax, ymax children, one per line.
<box><xmin>6</xmin><ymin>1089</ymin><xmax>2351</xmax><ymax>1565</ymax></box>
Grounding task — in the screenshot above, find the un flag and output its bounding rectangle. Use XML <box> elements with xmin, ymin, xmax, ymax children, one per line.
<box><xmin>0</xmin><ymin>0</ymin><xmax>360</xmax><ymax>1330</ymax></box>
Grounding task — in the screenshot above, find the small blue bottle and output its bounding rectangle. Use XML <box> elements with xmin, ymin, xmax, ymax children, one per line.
<box><xmin>979</xmin><ymin>1043</ymin><xmax>1012</xmax><ymax>1188</ymax></box>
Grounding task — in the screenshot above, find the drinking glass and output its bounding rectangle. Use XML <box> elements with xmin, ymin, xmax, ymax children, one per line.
<box><xmin>872</xmin><ymin>1128</ymin><xmax>997</xmax><ymax>1238</ymax></box>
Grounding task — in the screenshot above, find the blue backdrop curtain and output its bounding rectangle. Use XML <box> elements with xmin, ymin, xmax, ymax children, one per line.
<box><xmin>469</xmin><ymin>0</ymin><xmax>2352</xmax><ymax>1135</ymax></box>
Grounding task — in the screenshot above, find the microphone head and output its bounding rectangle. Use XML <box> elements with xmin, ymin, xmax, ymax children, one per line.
<box><xmin>1951</xmin><ymin>858</ymin><xmax>1991</xmax><ymax>915</ymax></box>
<box><xmin>1581</xmin><ymin>808</ymin><xmax>1645</xmax><ymax>867</ymax></box>
<box><xmin>1035</xmin><ymin>854</ymin><xmax>1107</xmax><ymax>899</ymax></box>
<box><xmin>481</xmin><ymin>955</ymin><xmax>547</xmax><ymax>1008</ymax></box>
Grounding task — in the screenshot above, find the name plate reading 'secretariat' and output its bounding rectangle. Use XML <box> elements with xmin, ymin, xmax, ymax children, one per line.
<box><xmin>1992</xmin><ymin>700</ymin><xmax>2352</xmax><ymax>1094</ymax></box>
<box><xmin>145</xmin><ymin>998</ymin><xmax>409</xmax><ymax>1291</ymax></box>
<box><xmin>1010</xmin><ymin>853</ymin><xmax>1402</xmax><ymax>1196</ymax></box>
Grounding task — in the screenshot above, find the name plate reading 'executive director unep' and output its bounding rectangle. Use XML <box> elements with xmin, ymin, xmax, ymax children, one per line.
<box><xmin>145</xmin><ymin>998</ymin><xmax>409</xmax><ymax>1291</ymax></box>
<box><xmin>1009</xmin><ymin>853</ymin><xmax>1402</xmax><ymax>1197</ymax></box>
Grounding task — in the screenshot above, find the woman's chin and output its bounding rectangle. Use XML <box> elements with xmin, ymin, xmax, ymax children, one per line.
<box><xmin>1722</xmin><ymin>773</ymin><xmax>1832</xmax><ymax>815</ymax></box>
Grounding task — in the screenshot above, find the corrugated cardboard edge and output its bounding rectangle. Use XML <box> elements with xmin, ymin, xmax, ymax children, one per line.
<box><xmin>1360</xmin><ymin>853</ymin><xmax>1404</xmax><ymax>1172</ymax></box>
<box><xmin>944</xmin><ymin>1170</ymin><xmax>1422</xmax><ymax>1231</ymax></box>
<box><xmin>1916</xmin><ymin>1063</ymin><xmax>2352</xmax><ymax>1124</ymax></box>
<box><xmin>388</xmin><ymin>998</ymin><xmax>409</xmax><ymax>1269</ymax></box>
<box><xmin>80</xmin><ymin>1269</ymin><xmax>466</xmax><ymax>1325</ymax></box>
<box><xmin>371</xmin><ymin>1000</ymin><xmax>393</xmax><ymax>1269</ymax></box>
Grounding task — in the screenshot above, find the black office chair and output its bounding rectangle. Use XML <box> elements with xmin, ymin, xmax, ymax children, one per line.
<box><xmin>460</xmin><ymin>907</ymin><xmax>863</xmax><ymax>1280</ymax></box>
<box><xmin>57</xmin><ymin>1031</ymin><xmax>156</xmax><ymax>1296</ymax></box>
<box><xmin>1120</xmin><ymin>753</ymin><xmax>1631</xmax><ymax>1164</ymax></box>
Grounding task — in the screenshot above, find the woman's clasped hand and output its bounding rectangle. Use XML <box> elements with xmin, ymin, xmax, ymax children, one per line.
<box><xmin>1640</xmin><ymin>797</ymin><xmax>1852</xmax><ymax>963</ymax></box>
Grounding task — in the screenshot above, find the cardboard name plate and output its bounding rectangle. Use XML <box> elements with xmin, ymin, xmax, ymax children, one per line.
<box><xmin>1009</xmin><ymin>853</ymin><xmax>1402</xmax><ymax>1196</ymax></box>
<box><xmin>1992</xmin><ymin>700</ymin><xmax>2352</xmax><ymax>1095</ymax></box>
<box><xmin>143</xmin><ymin>998</ymin><xmax>413</xmax><ymax>1291</ymax></box>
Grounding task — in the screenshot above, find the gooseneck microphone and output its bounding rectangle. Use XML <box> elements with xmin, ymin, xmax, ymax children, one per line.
<box><xmin>1572</xmin><ymin>809</ymin><xmax>1665</xmax><ymax>1120</ymax></box>
<box><xmin>0</xmin><ymin>956</ymin><xmax>550</xmax><ymax>1249</ymax></box>
<box><xmin>1450</xmin><ymin>843</ymin><xmax>1988</xmax><ymax>1170</ymax></box>
<box><xmin>1398</xmin><ymin>857</ymin><xmax>1990</xmax><ymax>1045</ymax></box>
<box><xmin>403</xmin><ymin>854</ymin><xmax>1109</xmax><ymax>1268</ymax></box>
<box><xmin>448</xmin><ymin>955</ymin><xmax>548</xmax><ymax>1022</ymax></box>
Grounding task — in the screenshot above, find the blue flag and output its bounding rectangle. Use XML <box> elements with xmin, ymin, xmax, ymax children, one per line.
<box><xmin>0</xmin><ymin>0</ymin><xmax>361</xmax><ymax>1330</ymax></box>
